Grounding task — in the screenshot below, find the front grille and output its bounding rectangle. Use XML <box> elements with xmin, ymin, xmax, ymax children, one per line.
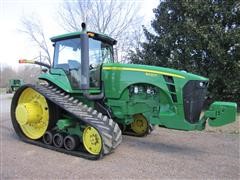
<box><xmin>183</xmin><ymin>80</ymin><xmax>208</xmax><ymax>123</ymax></box>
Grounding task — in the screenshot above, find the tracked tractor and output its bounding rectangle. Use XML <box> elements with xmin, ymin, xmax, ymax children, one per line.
<box><xmin>6</xmin><ymin>79</ymin><xmax>24</xmax><ymax>93</ymax></box>
<box><xmin>11</xmin><ymin>23</ymin><xmax>237</xmax><ymax>159</ymax></box>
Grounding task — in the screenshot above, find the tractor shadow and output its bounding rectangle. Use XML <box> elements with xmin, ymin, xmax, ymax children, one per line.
<box><xmin>123</xmin><ymin>135</ymin><xmax>205</xmax><ymax>156</ymax></box>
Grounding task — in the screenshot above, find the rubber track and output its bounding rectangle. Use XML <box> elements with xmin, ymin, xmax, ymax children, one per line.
<box><xmin>11</xmin><ymin>84</ymin><xmax>122</xmax><ymax>160</ymax></box>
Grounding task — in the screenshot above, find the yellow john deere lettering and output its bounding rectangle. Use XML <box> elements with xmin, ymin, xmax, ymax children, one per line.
<box><xmin>103</xmin><ymin>67</ymin><xmax>185</xmax><ymax>79</ymax></box>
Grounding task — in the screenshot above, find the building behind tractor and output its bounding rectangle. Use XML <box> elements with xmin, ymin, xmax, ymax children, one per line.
<box><xmin>10</xmin><ymin>23</ymin><xmax>237</xmax><ymax>160</ymax></box>
<box><xmin>6</xmin><ymin>79</ymin><xmax>24</xmax><ymax>93</ymax></box>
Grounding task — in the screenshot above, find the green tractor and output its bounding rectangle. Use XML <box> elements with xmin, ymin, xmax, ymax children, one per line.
<box><xmin>11</xmin><ymin>23</ymin><xmax>237</xmax><ymax>159</ymax></box>
<box><xmin>6</xmin><ymin>79</ymin><xmax>24</xmax><ymax>93</ymax></box>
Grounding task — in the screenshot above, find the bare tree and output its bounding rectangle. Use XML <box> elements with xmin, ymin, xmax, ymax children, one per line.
<box><xmin>17</xmin><ymin>65</ymin><xmax>41</xmax><ymax>84</ymax></box>
<box><xmin>18</xmin><ymin>1</ymin><xmax>143</xmax><ymax>64</ymax></box>
<box><xmin>116</xmin><ymin>27</ymin><xmax>144</xmax><ymax>63</ymax></box>
<box><xmin>58</xmin><ymin>0</ymin><xmax>143</xmax><ymax>62</ymax></box>
<box><xmin>19</xmin><ymin>15</ymin><xmax>52</xmax><ymax>65</ymax></box>
<box><xmin>0</xmin><ymin>64</ymin><xmax>42</xmax><ymax>88</ymax></box>
<box><xmin>0</xmin><ymin>65</ymin><xmax>17</xmax><ymax>88</ymax></box>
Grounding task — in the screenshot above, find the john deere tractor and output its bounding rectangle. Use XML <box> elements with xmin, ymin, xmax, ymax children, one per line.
<box><xmin>11</xmin><ymin>23</ymin><xmax>237</xmax><ymax>159</ymax></box>
<box><xmin>6</xmin><ymin>79</ymin><xmax>24</xmax><ymax>93</ymax></box>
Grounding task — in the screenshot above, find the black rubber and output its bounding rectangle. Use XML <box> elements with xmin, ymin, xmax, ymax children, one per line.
<box><xmin>53</xmin><ymin>133</ymin><xmax>65</xmax><ymax>148</ymax></box>
<box><xmin>64</xmin><ymin>135</ymin><xmax>80</xmax><ymax>151</ymax></box>
<box><xmin>42</xmin><ymin>131</ymin><xmax>53</xmax><ymax>145</ymax></box>
<box><xmin>10</xmin><ymin>84</ymin><xmax>122</xmax><ymax>160</ymax></box>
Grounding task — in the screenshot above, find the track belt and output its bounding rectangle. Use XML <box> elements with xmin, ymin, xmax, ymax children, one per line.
<box><xmin>11</xmin><ymin>84</ymin><xmax>122</xmax><ymax>160</ymax></box>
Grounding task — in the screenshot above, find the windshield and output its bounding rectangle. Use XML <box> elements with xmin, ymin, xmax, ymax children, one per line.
<box><xmin>53</xmin><ymin>37</ymin><xmax>113</xmax><ymax>69</ymax></box>
<box><xmin>89</xmin><ymin>38</ymin><xmax>113</xmax><ymax>66</ymax></box>
<box><xmin>53</xmin><ymin>36</ymin><xmax>113</xmax><ymax>89</ymax></box>
<box><xmin>53</xmin><ymin>38</ymin><xmax>81</xmax><ymax>71</ymax></box>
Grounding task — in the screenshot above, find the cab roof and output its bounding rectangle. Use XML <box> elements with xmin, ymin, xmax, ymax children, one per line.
<box><xmin>50</xmin><ymin>31</ymin><xmax>117</xmax><ymax>45</ymax></box>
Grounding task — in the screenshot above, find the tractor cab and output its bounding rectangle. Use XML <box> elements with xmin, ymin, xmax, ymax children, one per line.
<box><xmin>50</xmin><ymin>29</ymin><xmax>117</xmax><ymax>90</ymax></box>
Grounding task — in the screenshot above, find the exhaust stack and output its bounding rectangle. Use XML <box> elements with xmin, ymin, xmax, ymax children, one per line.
<box><xmin>80</xmin><ymin>23</ymin><xmax>90</xmax><ymax>90</ymax></box>
<box><xmin>80</xmin><ymin>23</ymin><xmax>104</xmax><ymax>100</ymax></box>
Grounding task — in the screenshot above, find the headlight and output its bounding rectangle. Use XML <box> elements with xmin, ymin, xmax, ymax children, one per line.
<box><xmin>134</xmin><ymin>86</ymin><xmax>139</xmax><ymax>94</ymax></box>
<box><xmin>146</xmin><ymin>87</ymin><xmax>155</xmax><ymax>95</ymax></box>
<box><xmin>146</xmin><ymin>88</ymin><xmax>151</xmax><ymax>94</ymax></box>
<box><xmin>199</xmin><ymin>82</ymin><xmax>204</xmax><ymax>87</ymax></box>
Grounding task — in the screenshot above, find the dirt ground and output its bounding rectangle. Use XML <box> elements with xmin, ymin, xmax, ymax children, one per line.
<box><xmin>0</xmin><ymin>93</ymin><xmax>239</xmax><ymax>179</ymax></box>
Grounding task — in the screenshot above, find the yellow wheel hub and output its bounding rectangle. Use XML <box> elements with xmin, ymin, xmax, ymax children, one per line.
<box><xmin>15</xmin><ymin>88</ymin><xmax>49</xmax><ymax>139</ymax></box>
<box><xmin>131</xmin><ymin>114</ymin><xmax>148</xmax><ymax>135</ymax></box>
<box><xmin>16</xmin><ymin>103</ymin><xmax>43</xmax><ymax>125</ymax></box>
<box><xmin>83</xmin><ymin>126</ymin><xmax>102</xmax><ymax>155</ymax></box>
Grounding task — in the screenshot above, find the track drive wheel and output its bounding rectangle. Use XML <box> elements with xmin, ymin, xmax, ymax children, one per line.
<box><xmin>83</xmin><ymin>126</ymin><xmax>102</xmax><ymax>155</ymax></box>
<box><xmin>11</xmin><ymin>85</ymin><xmax>58</xmax><ymax>140</ymax></box>
<box><xmin>131</xmin><ymin>114</ymin><xmax>149</xmax><ymax>136</ymax></box>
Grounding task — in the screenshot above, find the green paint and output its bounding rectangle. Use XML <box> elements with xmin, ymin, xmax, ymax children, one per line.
<box><xmin>41</xmin><ymin>61</ymin><xmax>237</xmax><ymax>131</ymax></box>
<box><xmin>39</xmin><ymin>69</ymin><xmax>74</xmax><ymax>93</ymax></box>
<box><xmin>205</xmin><ymin>102</ymin><xmax>237</xmax><ymax>127</ymax></box>
<box><xmin>56</xmin><ymin>119</ymin><xmax>83</xmax><ymax>138</ymax></box>
<box><xmin>57</xmin><ymin>119</ymin><xmax>74</xmax><ymax>130</ymax></box>
<box><xmin>38</xmin><ymin>31</ymin><xmax>237</xmax><ymax>133</ymax></box>
<box><xmin>102</xmin><ymin>63</ymin><xmax>211</xmax><ymax>130</ymax></box>
<box><xmin>50</xmin><ymin>31</ymin><xmax>117</xmax><ymax>45</ymax></box>
<box><xmin>39</xmin><ymin>69</ymin><xmax>100</xmax><ymax>94</ymax></box>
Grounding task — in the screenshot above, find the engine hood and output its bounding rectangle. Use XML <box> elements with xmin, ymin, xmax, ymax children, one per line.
<box><xmin>103</xmin><ymin>63</ymin><xmax>208</xmax><ymax>81</ymax></box>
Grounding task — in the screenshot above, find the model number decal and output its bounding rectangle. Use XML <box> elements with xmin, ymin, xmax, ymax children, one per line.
<box><xmin>145</xmin><ymin>72</ymin><xmax>158</xmax><ymax>77</ymax></box>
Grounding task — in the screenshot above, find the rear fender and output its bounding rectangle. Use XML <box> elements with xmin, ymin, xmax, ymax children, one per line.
<box><xmin>204</xmin><ymin>102</ymin><xmax>237</xmax><ymax>127</ymax></box>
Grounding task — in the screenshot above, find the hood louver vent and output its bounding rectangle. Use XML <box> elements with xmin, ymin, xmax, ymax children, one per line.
<box><xmin>163</xmin><ymin>75</ymin><xmax>177</xmax><ymax>103</ymax></box>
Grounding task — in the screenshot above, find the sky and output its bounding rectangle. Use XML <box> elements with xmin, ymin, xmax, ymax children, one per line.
<box><xmin>0</xmin><ymin>0</ymin><xmax>159</xmax><ymax>68</ymax></box>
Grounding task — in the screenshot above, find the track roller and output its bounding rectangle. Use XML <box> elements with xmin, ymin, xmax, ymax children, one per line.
<box><xmin>64</xmin><ymin>135</ymin><xmax>80</xmax><ymax>151</ymax></box>
<box><xmin>53</xmin><ymin>133</ymin><xmax>65</xmax><ymax>148</ymax></box>
<box><xmin>42</xmin><ymin>131</ymin><xmax>53</xmax><ymax>145</ymax></box>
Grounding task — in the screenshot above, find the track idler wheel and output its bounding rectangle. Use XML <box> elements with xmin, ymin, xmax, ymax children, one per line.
<box><xmin>42</xmin><ymin>131</ymin><xmax>53</xmax><ymax>145</ymax></box>
<box><xmin>131</xmin><ymin>114</ymin><xmax>149</xmax><ymax>136</ymax></box>
<box><xmin>64</xmin><ymin>135</ymin><xmax>80</xmax><ymax>151</ymax></box>
<box><xmin>83</xmin><ymin>126</ymin><xmax>102</xmax><ymax>155</ymax></box>
<box><xmin>53</xmin><ymin>133</ymin><xmax>65</xmax><ymax>148</ymax></box>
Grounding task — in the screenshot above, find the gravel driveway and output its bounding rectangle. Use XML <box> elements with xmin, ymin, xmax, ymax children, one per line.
<box><xmin>0</xmin><ymin>93</ymin><xmax>239</xmax><ymax>179</ymax></box>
